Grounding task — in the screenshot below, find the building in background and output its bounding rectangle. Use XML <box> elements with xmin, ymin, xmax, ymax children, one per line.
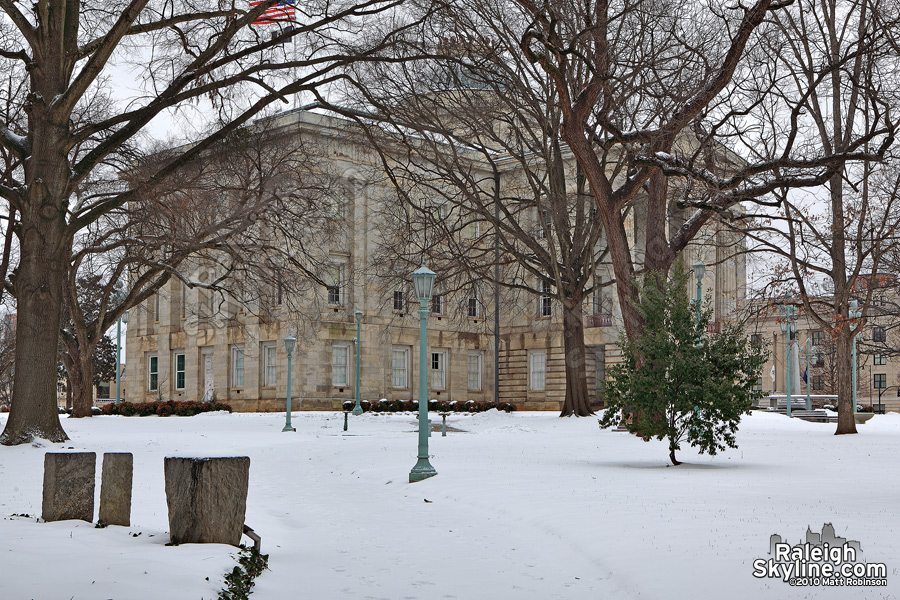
<box><xmin>125</xmin><ymin>109</ymin><xmax>746</xmax><ymax>412</ymax></box>
<box><xmin>745</xmin><ymin>273</ymin><xmax>900</xmax><ymax>413</ymax></box>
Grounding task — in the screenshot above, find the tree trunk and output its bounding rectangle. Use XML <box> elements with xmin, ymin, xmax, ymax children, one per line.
<box><xmin>669</xmin><ymin>447</ymin><xmax>681</xmax><ymax>466</ymax></box>
<box><xmin>643</xmin><ymin>170</ymin><xmax>676</xmax><ymax>278</ymax></box>
<box><xmin>834</xmin><ymin>328</ymin><xmax>858</xmax><ymax>435</ymax></box>
<box><xmin>0</xmin><ymin>213</ymin><xmax>70</xmax><ymax>444</ymax></box>
<box><xmin>65</xmin><ymin>344</ymin><xmax>96</xmax><ymax>418</ymax></box>
<box><xmin>0</xmin><ymin>97</ymin><xmax>73</xmax><ymax>443</ymax></box>
<box><xmin>560</xmin><ymin>297</ymin><xmax>593</xmax><ymax>417</ymax></box>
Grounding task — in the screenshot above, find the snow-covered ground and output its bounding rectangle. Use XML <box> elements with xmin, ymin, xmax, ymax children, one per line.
<box><xmin>1</xmin><ymin>409</ymin><xmax>898</xmax><ymax>600</ymax></box>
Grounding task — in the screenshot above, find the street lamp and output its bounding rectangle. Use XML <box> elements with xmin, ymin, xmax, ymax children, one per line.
<box><xmin>849</xmin><ymin>300</ymin><xmax>862</xmax><ymax>414</ymax></box>
<box><xmin>409</xmin><ymin>264</ymin><xmax>437</xmax><ymax>483</ymax></box>
<box><xmin>692</xmin><ymin>261</ymin><xmax>706</xmax><ymax>345</ymax></box>
<box><xmin>352</xmin><ymin>310</ymin><xmax>363</xmax><ymax>415</ymax></box>
<box><xmin>778</xmin><ymin>295</ymin><xmax>797</xmax><ymax>417</ymax></box>
<box><xmin>804</xmin><ymin>337</ymin><xmax>817</xmax><ymax>411</ymax></box>
<box><xmin>115</xmin><ymin>311</ymin><xmax>129</xmax><ymax>403</ymax></box>
<box><xmin>877</xmin><ymin>384</ymin><xmax>898</xmax><ymax>414</ymax></box>
<box><xmin>283</xmin><ymin>336</ymin><xmax>296</xmax><ymax>432</ymax></box>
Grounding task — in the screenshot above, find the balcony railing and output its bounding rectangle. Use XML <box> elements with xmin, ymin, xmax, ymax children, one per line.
<box><xmin>585</xmin><ymin>313</ymin><xmax>613</xmax><ymax>328</ymax></box>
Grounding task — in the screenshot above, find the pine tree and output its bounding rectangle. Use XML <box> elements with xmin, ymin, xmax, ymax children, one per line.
<box><xmin>599</xmin><ymin>265</ymin><xmax>768</xmax><ymax>465</ymax></box>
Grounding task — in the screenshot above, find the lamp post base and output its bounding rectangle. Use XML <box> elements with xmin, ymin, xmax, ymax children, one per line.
<box><xmin>409</xmin><ymin>459</ymin><xmax>437</xmax><ymax>483</ymax></box>
<box><xmin>351</xmin><ymin>404</ymin><xmax>363</xmax><ymax>416</ymax></box>
<box><xmin>282</xmin><ymin>425</ymin><xmax>296</xmax><ymax>432</ymax></box>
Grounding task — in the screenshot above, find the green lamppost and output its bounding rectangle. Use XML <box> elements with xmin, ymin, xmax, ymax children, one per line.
<box><xmin>804</xmin><ymin>337</ymin><xmax>817</xmax><ymax>411</ymax></box>
<box><xmin>409</xmin><ymin>264</ymin><xmax>437</xmax><ymax>483</ymax></box>
<box><xmin>779</xmin><ymin>295</ymin><xmax>797</xmax><ymax>417</ymax></box>
<box><xmin>353</xmin><ymin>310</ymin><xmax>363</xmax><ymax>415</ymax></box>
<box><xmin>115</xmin><ymin>311</ymin><xmax>129</xmax><ymax>403</ymax></box>
<box><xmin>849</xmin><ymin>300</ymin><xmax>862</xmax><ymax>414</ymax></box>
<box><xmin>283</xmin><ymin>336</ymin><xmax>296</xmax><ymax>432</ymax></box>
<box><xmin>692</xmin><ymin>261</ymin><xmax>706</xmax><ymax>344</ymax></box>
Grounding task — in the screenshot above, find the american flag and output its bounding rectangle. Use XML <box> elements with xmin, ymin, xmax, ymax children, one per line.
<box><xmin>249</xmin><ymin>0</ymin><xmax>295</xmax><ymax>24</ymax></box>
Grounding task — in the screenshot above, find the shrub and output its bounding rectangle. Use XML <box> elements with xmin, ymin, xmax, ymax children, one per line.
<box><xmin>218</xmin><ymin>545</ymin><xmax>269</xmax><ymax>600</ymax></box>
<box><xmin>599</xmin><ymin>265</ymin><xmax>767</xmax><ymax>465</ymax></box>
<box><xmin>344</xmin><ymin>398</ymin><xmax>516</xmax><ymax>414</ymax></box>
<box><xmin>100</xmin><ymin>400</ymin><xmax>232</xmax><ymax>417</ymax></box>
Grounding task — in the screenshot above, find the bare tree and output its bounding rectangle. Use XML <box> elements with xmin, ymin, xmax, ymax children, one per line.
<box><xmin>0</xmin><ymin>0</ymin><xmax>421</xmax><ymax>444</ymax></box>
<box><xmin>729</xmin><ymin>0</ymin><xmax>900</xmax><ymax>434</ymax></box>
<box><xmin>59</xmin><ymin>118</ymin><xmax>344</xmax><ymax>418</ymax></box>
<box><xmin>516</xmin><ymin>0</ymin><xmax>895</xmax><ymax>344</ymax></box>
<box><xmin>334</xmin><ymin>24</ymin><xmax>612</xmax><ymax>415</ymax></box>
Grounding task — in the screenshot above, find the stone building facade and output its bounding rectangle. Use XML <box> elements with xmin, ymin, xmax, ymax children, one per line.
<box><xmin>125</xmin><ymin>109</ymin><xmax>746</xmax><ymax>412</ymax></box>
<box><xmin>745</xmin><ymin>275</ymin><xmax>900</xmax><ymax>413</ymax></box>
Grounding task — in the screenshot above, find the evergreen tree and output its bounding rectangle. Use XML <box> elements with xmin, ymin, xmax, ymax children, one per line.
<box><xmin>599</xmin><ymin>265</ymin><xmax>767</xmax><ymax>465</ymax></box>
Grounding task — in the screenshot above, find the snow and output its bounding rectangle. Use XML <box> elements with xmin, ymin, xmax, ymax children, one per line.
<box><xmin>1</xmin><ymin>410</ymin><xmax>899</xmax><ymax>599</ymax></box>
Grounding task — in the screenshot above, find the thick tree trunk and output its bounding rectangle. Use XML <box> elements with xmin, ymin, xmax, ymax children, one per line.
<box><xmin>65</xmin><ymin>345</ymin><xmax>96</xmax><ymax>418</ymax></box>
<box><xmin>560</xmin><ymin>298</ymin><xmax>593</xmax><ymax>417</ymax></box>
<box><xmin>643</xmin><ymin>170</ymin><xmax>676</xmax><ymax>278</ymax></box>
<box><xmin>0</xmin><ymin>88</ymin><xmax>74</xmax><ymax>443</ymax></box>
<box><xmin>834</xmin><ymin>330</ymin><xmax>858</xmax><ymax>435</ymax></box>
<box><xmin>0</xmin><ymin>215</ymin><xmax>70</xmax><ymax>444</ymax></box>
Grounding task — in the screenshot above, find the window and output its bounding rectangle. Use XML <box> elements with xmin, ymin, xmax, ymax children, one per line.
<box><xmin>592</xmin><ymin>276</ymin><xmax>605</xmax><ymax>315</ymax></box>
<box><xmin>751</xmin><ymin>376</ymin><xmax>762</xmax><ymax>392</ymax></box>
<box><xmin>874</xmin><ymin>354</ymin><xmax>887</xmax><ymax>366</ymax></box>
<box><xmin>154</xmin><ymin>293</ymin><xmax>160</xmax><ymax>322</ymax></box>
<box><xmin>391</xmin><ymin>348</ymin><xmax>409</xmax><ymax>388</ymax></box>
<box><xmin>432</xmin><ymin>202</ymin><xmax>448</xmax><ymax>220</ymax></box>
<box><xmin>180</xmin><ymin>284</ymin><xmax>187</xmax><ymax>320</ymax></box>
<box><xmin>467</xmin><ymin>352</ymin><xmax>482</xmax><ymax>391</ymax></box>
<box><xmin>148</xmin><ymin>354</ymin><xmax>158</xmax><ymax>392</ymax></box>
<box><xmin>539</xmin><ymin>280</ymin><xmax>552</xmax><ymax>317</ymax></box>
<box><xmin>332</xmin><ymin>344</ymin><xmax>350</xmax><ymax>386</ymax></box>
<box><xmin>812</xmin><ymin>330</ymin><xmax>827</xmax><ymax>346</ymax></box>
<box><xmin>874</xmin><ymin>373</ymin><xmax>887</xmax><ymax>389</ymax></box>
<box><xmin>812</xmin><ymin>375</ymin><xmax>824</xmax><ymax>391</ymax></box>
<box><xmin>814</xmin><ymin>354</ymin><xmax>824</xmax><ymax>367</ymax></box>
<box><xmin>327</xmin><ymin>265</ymin><xmax>344</xmax><ymax>305</ymax></box>
<box><xmin>201</xmin><ymin>268</ymin><xmax>217</xmax><ymax>319</ymax></box>
<box><xmin>467</xmin><ymin>296</ymin><xmax>479</xmax><ymax>318</ymax></box>
<box><xmin>231</xmin><ymin>346</ymin><xmax>245</xmax><ymax>387</ymax></box>
<box><xmin>393</xmin><ymin>289</ymin><xmax>405</xmax><ymax>312</ymax></box>
<box><xmin>873</xmin><ymin>327</ymin><xmax>886</xmax><ymax>343</ymax></box>
<box><xmin>750</xmin><ymin>333</ymin><xmax>762</xmax><ymax>347</ymax></box>
<box><xmin>263</xmin><ymin>343</ymin><xmax>277</xmax><ymax>386</ymax></box>
<box><xmin>530</xmin><ymin>351</ymin><xmax>546</xmax><ymax>391</ymax></box>
<box><xmin>173</xmin><ymin>352</ymin><xmax>185</xmax><ymax>390</ymax></box>
<box><xmin>431</xmin><ymin>294</ymin><xmax>444</xmax><ymax>315</ymax></box>
<box><xmin>469</xmin><ymin>220</ymin><xmax>481</xmax><ymax>239</ymax></box>
<box><xmin>430</xmin><ymin>351</ymin><xmax>446</xmax><ymax>390</ymax></box>
<box><xmin>538</xmin><ymin>209</ymin><xmax>551</xmax><ymax>239</ymax></box>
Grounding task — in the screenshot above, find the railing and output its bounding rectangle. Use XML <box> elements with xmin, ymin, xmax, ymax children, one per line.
<box><xmin>585</xmin><ymin>314</ymin><xmax>613</xmax><ymax>328</ymax></box>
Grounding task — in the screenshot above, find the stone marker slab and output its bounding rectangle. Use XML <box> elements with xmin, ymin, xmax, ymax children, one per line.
<box><xmin>99</xmin><ymin>452</ymin><xmax>133</xmax><ymax>526</ymax></box>
<box><xmin>164</xmin><ymin>456</ymin><xmax>250</xmax><ymax>546</ymax></box>
<box><xmin>42</xmin><ymin>452</ymin><xmax>96</xmax><ymax>523</ymax></box>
